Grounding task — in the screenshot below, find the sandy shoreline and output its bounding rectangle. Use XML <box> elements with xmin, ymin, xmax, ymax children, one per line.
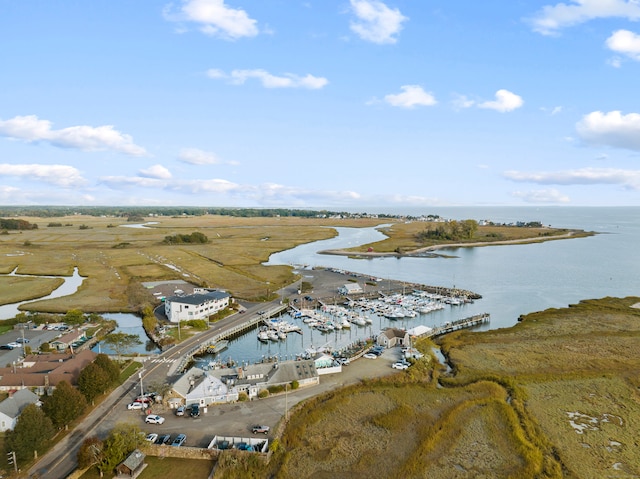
<box><xmin>319</xmin><ymin>231</ymin><xmax>582</xmax><ymax>258</ymax></box>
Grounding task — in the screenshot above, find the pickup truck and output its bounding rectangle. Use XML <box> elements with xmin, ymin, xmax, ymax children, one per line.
<box><xmin>251</xmin><ymin>425</ymin><xmax>270</xmax><ymax>435</ymax></box>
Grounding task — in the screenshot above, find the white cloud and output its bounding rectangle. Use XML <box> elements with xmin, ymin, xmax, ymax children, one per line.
<box><xmin>529</xmin><ymin>0</ymin><xmax>640</xmax><ymax>36</ymax></box>
<box><xmin>0</xmin><ymin>115</ymin><xmax>148</xmax><ymax>156</ymax></box>
<box><xmin>350</xmin><ymin>0</ymin><xmax>408</xmax><ymax>44</ymax></box>
<box><xmin>178</xmin><ymin>147</ymin><xmax>236</xmax><ymax>165</ymax></box>
<box><xmin>606</xmin><ymin>29</ymin><xmax>640</xmax><ymax>61</ymax></box>
<box><xmin>139</xmin><ymin>164</ymin><xmax>172</xmax><ymax>179</ymax></box>
<box><xmin>163</xmin><ymin>0</ymin><xmax>258</xmax><ymax>40</ymax></box>
<box><xmin>207</xmin><ymin>68</ymin><xmax>328</xmax><ymax>89</ymax></box>
<box><xmin>478</xmin><ymin>90</ymin><xmax>524</xmax><ymax>112</ymax></box>
<box><xmin>504</xmin><ymin>167</ymin><xmax>640</xmax><ymax>189</ymax></box>
<box><xmin>576</xmin><ymin>110</ymin><xmax>640</xmax><ymax>150</ymax></box>
<box><xmin>0</xmin><ymin>164</ymin><xmax>86</xmax><ymax>187</ymax></box>
<box><xmin>384</xmin><ymin>85</ymin><xmax>436</xmax><ymax>108</ymax></box>
<box><xmin>512</xmin><ymin>189</ymin><xmax>571</xmax><ymax>203</ymax></box>
<box><xmin>451</xmin><ymin>94</ymin><xmax>475</xmax><ymax>110</ymax></box>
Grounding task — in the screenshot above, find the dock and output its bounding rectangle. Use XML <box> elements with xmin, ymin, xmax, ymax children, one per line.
<box><xmin>424</xmin><ymin>313</ymin><xmax>490</xmax><ymax>338</ymax></box>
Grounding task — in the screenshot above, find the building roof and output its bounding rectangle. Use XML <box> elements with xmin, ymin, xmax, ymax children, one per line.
<box><xmin>0</xmin><ymin>388</ymin><xmax>39</xmax><ymax>419</ymax></box>
<box><xmin>166</xmin><ymin>291</ymin><xmax>230</xmax><ymax>305</ymax></box>
<box><xmin>50</xmin><ymin>329</ymin><xmax>85</xmax><ymax>345</ymax></box>
<box><xmin>118</xmin><ymin>449</ymin><xmax>145</xmax><ymax>472</ymax></box>
<box><xmin>0</xmin><ymin>350</ymin><xmax>97</xmax><ymax>388</ymax></box>
<box><xmin>381</xmin><ymin>328</ymin><xmax>408</xmax><ymax>339</ymax></box>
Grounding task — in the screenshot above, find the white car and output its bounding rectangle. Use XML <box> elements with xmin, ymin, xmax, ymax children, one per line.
<box><xmin>363</xmin><ymin>353</ymin><xmax>378</xmax><ymax>359</ymax></box>
<box><xmin>145</xmin><ymin>433</ymin><xmax>158</xmax><ymax>443</ymax></box>
<box><xmin>7</xmin><ymin>342</ymin><xmax>21</xmax><ymax>348</ymax></box>
<box><xmin>127</xmin><ymin>402</ymin><xmax>144</xmax><ymax>410</ymax></box>
<box><xmin>145</xmin><ymin>414</ymin><xmax>165</xmax><ymax>425</ymax></box>
<box><xmin>392</xmin><ymin>362</ymin><xmax>409</xmax><ymax>370</ymax></box>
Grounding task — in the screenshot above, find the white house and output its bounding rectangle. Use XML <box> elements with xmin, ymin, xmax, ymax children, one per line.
<box><xmin>0</xmin><ymin>389</ymin><xmax>40</xmax><ymax>432</ymax></box>
<box><xmin>171</xmin><ymin>367</ymin><xmax>239</xmax><ymax>406</ymax></box>
<box><xmin>338</xmin><ymin>283</ymin><xmax>363</xmax><ymax>295</ymax></box>
<box><xmin>164</xmin><ymin>290</ymin><xmax>231</xmax><ymax>323</ymax></box>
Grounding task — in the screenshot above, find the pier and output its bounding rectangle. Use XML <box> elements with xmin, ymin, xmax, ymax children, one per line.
<box><xmin>172</xmin><ymin>304</ymin><xmax>289</xmax><ymax>374</ymax></box>
<box><xmin>423</xmin><ymin>313</ymin><xmax>490</xmax><ymax>338</ymax></box>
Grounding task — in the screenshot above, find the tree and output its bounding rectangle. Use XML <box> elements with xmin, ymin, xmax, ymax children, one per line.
<box><xmin>64</xmin><ymin>309</ymin><xmax>85</xmax><ymax>326</ymax></box>
<box><xmin>78</xmin><ymin>362</ymin><xmax>110</xmax><ymax>403</ymax></box>
<box><xmin>99</xmin><ymin>423</ymin><xmax>143</xmax><ymax>475</ymax></box>
<box><xmin>41</xmin><ymin>380</ymin><xmax>87</xmax><ymax>429</ymax></box>
<box><xmin>5</xmin><ymin>404</ymin><xmax>55</xmax><ymax>464</ymax></box>
<box><xmin>78</xmin><ymin>436</ymin><xmax>104</xmax><ymax>471</ymax></box>
<box><xmin>103</xmin><ymin>332</ymin><xmax>142</xmax><ymax>358</ymax></box>
<box><xmin>94</xmin><ymin>353</ymin><xmax>120</xmax><ymax>386</ymax></box>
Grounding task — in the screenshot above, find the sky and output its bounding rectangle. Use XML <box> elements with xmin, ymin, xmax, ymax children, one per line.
<box><xmin>2</xmin><ymin>0</ymin><xmax>640</xmax><ymax>208</ymax></box>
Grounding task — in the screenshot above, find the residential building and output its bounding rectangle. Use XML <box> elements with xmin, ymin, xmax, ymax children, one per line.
<box><xmin>0</xmin><ymin>388</ymin><xmax>40</xmax><ymax>432</ymax></box>
<box><xmin>0</xmin><ymin>350</ymin><xmax>96</xmax><ymax>392</ymax></box>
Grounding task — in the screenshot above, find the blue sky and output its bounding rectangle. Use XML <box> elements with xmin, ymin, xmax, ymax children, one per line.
<box><xmin>2</xmin><ymin>0</ymin><xmax>640</xmax><ymax>208</ymax></box>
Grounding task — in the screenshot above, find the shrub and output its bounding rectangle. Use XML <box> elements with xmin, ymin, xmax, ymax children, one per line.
<box><xmin>237</xmin><ymin>391</ymin><xmax>249</xmax><ymax>402</ymax></box>
<box><xmin>257</xmin><ymin>389</ymin><xmax>269</xmax><ymax>399</ymax></box>
<box><xmin>291</xmin><ymin>380</ymin><xmax>299</xmax><ymax>390</ymax></box>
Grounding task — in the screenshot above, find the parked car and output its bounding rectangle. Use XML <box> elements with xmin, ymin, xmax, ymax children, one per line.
<box><xmin>145</xmin><ymin>433</ymin><xmax>158</xmax><ymax>443</ymax></box>
<box><xmin>175</xmin><ymin>405</ymin><xmax>186</xmax><ymax>416</ymax></box>
<box><xmin>145</xmin><ymin>415</ymin><xmax>165</xmax><ymax>425</ymax></box>
<box><xmin>171</xmin><ymin>434</ymin><xmax>186</xmax><ymax>447</ymax></box>
<box><xmin>251</xmin><ymin>425</ymin><xmax>270</xmax><ymax>435</ymax></box>
<box><xmin>16</xmin><ymin>338</ymin><xmax>29</xmax><ymax>343</ymax></box>
<box><xmin>127</xmin><ymin>402</ymin><xmax>144</xmax><ymax>410</ymax></box>
<box><xmin>336</xmin><ymin>357</ymin><xmax>350</xmax><ymax>366</ymax></box>
<box><xmin>0</xmin><ymin>344</ymin><xmax>14</xmax><ymax>350</ymax></box>
<box><xmin>190</xmin><ymin>404</ymin><xmax>200</xmax><ymax>418</ymax></box>
<box><xmin>7</xmin><ymin>342</ymin><xmax>21</xmax><ymax>348</ymax></box>
<box><xmin>155</xmin><ymin>434</ymin><xmax>171</xmax><ymax>445</ymax></box>
<box><xmin>392</xmin><ymin>362</ymin><xmax>409</xmax><ymax>370</ymax></box>
<box><xmin>363</xmin><ymin>353</ymin><xmax>378</xmax><ymax>359</ymax></box>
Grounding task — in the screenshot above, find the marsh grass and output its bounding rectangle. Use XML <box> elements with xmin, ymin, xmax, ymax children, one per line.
<box><xmin>0</xmin><ymin>215</ymin><xmax>377</xmax><ymax>313</ymax></box>
<box><xmin>0</xmin><ymin>276</ymin><xmax>64</xmax><ymax>305</ymax></box>
<box><xmin>343</xmin><ymin>222</ymin><xmax>590</xmax><ymax>253</ymax></box>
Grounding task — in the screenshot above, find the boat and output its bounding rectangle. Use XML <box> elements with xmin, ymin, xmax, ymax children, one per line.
<box><xmin>205</xmin><ymin>340</ymin><xmax>229</xmax><ymax>354</ymax></box>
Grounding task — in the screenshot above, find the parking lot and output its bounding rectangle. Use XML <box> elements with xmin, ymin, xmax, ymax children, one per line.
<box><xmin>107</xmin><ymin>346</ymin><xmax>404</xmax><ymax>449</ymax></box>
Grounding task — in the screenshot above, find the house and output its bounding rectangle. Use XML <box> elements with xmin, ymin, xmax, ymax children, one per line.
<box><xmin>338</xmin><ymin>283</ymin><xmax>363</xmax><ymax>295</ymax></box>
<box><xmin>0</xmin><ymin>388</ymin><xmax>40</xmax><ymax>432</ymax></box>
<box><xmin>0</xmin><ymin>350</ymin><xmax>97</xmax><ymax>392</ymax></box>
<box><xmin>170</xmin><ymin>360</ymin><xmax>319</xmax><ymax>403</ymax></box>
<box><xmin>50</xmin><ymin>329</ymin><xmax>87</xmax><ymax>351</ymax></box>
<box><xmin>377</xmin><ymin>328</ymin><xmax>410</xmax><ymax>348</ymax></box>
<box><xmin>164</xmin><ymin>290</ymin><xmax>231</xmax><ymax>323</ymax></box>
<box><xmin>170</xmin><ymin>367</ymin><xmax>238</xmax><ymax>407</ymax></box>
<box><xmin>213</xmin><ymin>360</ymin><xmax>319</xmax><ymax>399</ymax></box>
<box><xmin>116</xmin><ymin>449</ymin><xmax>146</xmax><ymax>478</ymax></box>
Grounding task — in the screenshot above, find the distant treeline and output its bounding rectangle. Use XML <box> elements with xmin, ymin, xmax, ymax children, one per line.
<box><xmin>0</xmin><ymin>218</ymin><xmax>38</xmax><ymax>230</ymax></box>
<box><xmin>0</xmin><ymin>206</ymin><xmax>414</xmax><ymax>220</ymax></box>
<box><xmin>163</xmin><ymin>232</ymin><xmax>209</xmax><ymax>245</ymax></box>
<box><xmin>416</xmin><ymin>219</ymin><xmax>478</xmax><ymax>242</ymax></box>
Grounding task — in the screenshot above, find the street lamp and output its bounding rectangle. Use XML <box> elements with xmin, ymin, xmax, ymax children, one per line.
<box><xmin>138</xmin><ymin>370</ymin><xmax>144</xmax><ymax>397</ymax></box>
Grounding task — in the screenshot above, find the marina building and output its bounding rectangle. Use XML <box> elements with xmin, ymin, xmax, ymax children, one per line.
<box><xmin>164</xmin><ymin>289</ymin><xmax>231</xmax><ymax>323</ymax></box>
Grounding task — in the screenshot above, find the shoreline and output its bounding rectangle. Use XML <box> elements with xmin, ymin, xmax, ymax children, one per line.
<box><xmin>318</xmin><ymin>230</ymin><xmax>589</xmax><ymax>258</ymax></box>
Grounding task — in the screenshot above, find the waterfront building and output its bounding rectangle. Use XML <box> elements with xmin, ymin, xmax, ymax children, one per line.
<box><xmin>164</xmin><ymin>290</ymin><xmax>231</xmax><ymax>323</ymax></box>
